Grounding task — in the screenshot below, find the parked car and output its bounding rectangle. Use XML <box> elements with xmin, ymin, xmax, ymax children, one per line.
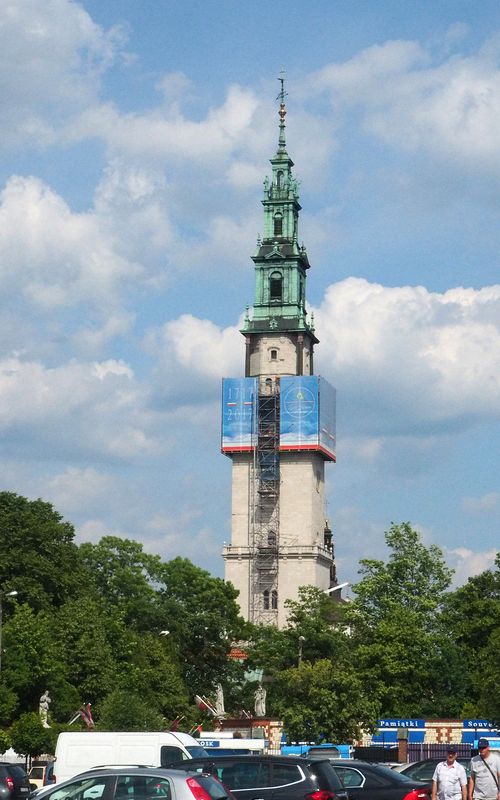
<box><xmin>396</xmin><ymin>759</ymin><xmax>470</xmax><ymax>781</ymax></box>
<box><xmin>28</xmin><ymin>766</ymin><xmax>232</xmax><ymax>800</ymax></box>
<box><xmin>328</xmin><ymin>759</ymin><xmax>431</xmax><ymax>800</ymax></box>
<box><xmin>171</xmin><ymin>754</ymin><xmax>348</xmax><ymax>800</ymax></box>
<box><xmin>0</xmin><ymin>764</ymin><xmax>31</xmax><ymax>800</ymax></box>
<box><xmin>28</xmin><ymin>764</ymin><xmax>55</xmax><ymax>790</ymax></box>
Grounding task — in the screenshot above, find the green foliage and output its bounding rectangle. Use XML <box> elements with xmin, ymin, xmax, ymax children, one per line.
<box><xmin>442</xmin><ymin>553</ymin><xmax>500</xmax><ymax>717</ymax></box>
<box><xmin>97</xmin><ymin>690</ymin><xmax>164</xmax><ymax>731</ymax></box>
<box><xmin>0</xmin><ymin>729</ymin><xmax>11</xmax><ymax>754</ymax></box>
<box><xmin>0</xmin><ymin>492</ymin><xmax>84</xmax><ymax>610</ymax></box>
<box><xmin>158</xmin><ymin>557</ymin><xmax>247</xmax><ymax>695</ymax></box>
<box><xmin>0</xmin><ymin>492</ymin><xmax>497</xmax><ymax>740</ymax></box>
<box><xmin>348</xmin><ymin>522</ymin><xmax>459</xmax><ymax>717</ymax></box>
<box><xmin>79</xmin><ymin>537</ymin><xmax>163</xmax><ymax>632</ymax></box>
<box><xmin>273</xmin><ymin>659</ymin><xmax>379</xmax><ymax>742</ymax></box>
<box><xmin>9</xmin><ymin>713</ymin><xmax>53</xmax><ymax>758</ymax></box>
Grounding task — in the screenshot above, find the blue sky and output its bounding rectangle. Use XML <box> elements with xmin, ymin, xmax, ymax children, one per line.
<box><xmin>1</xmin><ymin>0</ymin><xmax>499</xmax><ymax>591</ymax></box>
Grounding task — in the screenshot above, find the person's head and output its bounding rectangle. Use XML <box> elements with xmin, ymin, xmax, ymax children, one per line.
<box><xmin>446</xmin><ymin>746</ymin><xmax>458</xmax><ymax>760</ymax></box>
<box><xmin>477</xmin><ymin>738</ymin><xmax>490</xmax><ymax>756</ymax></box>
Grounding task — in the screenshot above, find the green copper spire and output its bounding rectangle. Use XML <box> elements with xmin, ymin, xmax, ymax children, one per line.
<box><xmin>242</xmin><ymin>73</ymin><xmax>316</xmax><ymax>341</ymax></box>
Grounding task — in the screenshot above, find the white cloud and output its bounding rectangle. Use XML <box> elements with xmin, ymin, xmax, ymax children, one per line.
<box><xmin>309</xmin><ymin>37</ymin><xmax>500</xmax><ymax>169</ymax></box>
<box><xmin>148</xmin><ymin>313</ymin><xmax>242</xmax><ymax>385</ymax></box>
<box><xmin>0</xmin><ymin>356</ymin><xmax>158</xmax><ymax>460</ymax></box>
<box><xmin>0</xmin><ymin>0</ymin><xmax>125</xmax><ymax>149</ymax></box>
<box><xmin>463</xmin><ymin>492</ymin><xmax>500</xmax><ymax>513</ymax></box>
<box><xmin>446</xmin><ymin>546</ymin><xmax>498</xmax><ymax>586</ymax></box>
<box><xmin>314</xmin><ymin>278</ymin><xmax>500</xmax><ymax>435</ymax></box>
<box><xmin>0</xmin><ymin>175</ymin><xmax>142</xmax><ymax>309</ymax></box>
<box><xmin>69</xmin><ymin>85</ymin><xmax>259</xmax><ymax>161</ymax></box>
<box><xmin>43</xmin><ymin>466</ymin><xmax>117</xmax><ymax>515</ymax></box>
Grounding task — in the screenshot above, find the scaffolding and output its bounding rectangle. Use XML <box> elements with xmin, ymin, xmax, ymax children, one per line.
<box><xmin>248</xmin><ymin>379</ymin><xmax>280</xmax><ymax>624</ymax></box>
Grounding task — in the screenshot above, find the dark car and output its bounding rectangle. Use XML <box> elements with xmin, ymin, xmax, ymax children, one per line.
<box><xmin>0</xmin><ymin>764</ymin><xmax>31</xmax><ymax>800</ymax></box>
<box><xmin>28</xmin><ymin>765</ymin><xmax>233</xmax><ymax>800</ymax></box>
<box><xmin>329</xmin><ymin>760</ymin><xmax>431</xmax><ymax>800</ymax></box>
<box><xmin>172</xmin><ymin>754</ymin><xmax>347</xmax><ymax>800</ymax></box>
<box><xmin>397</xmin><ymin>758</ymin><xmax>470</xmax><ymax>781</ymax></box>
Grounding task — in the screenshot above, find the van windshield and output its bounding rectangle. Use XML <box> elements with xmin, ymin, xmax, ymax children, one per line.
<box><xmin>186</xmin><ymin>746</ymin><xmax>209</xmax><ymax>759</ymax></box>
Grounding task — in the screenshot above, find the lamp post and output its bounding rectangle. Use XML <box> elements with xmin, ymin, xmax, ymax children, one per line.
<box><xmin>0</xmin><ymin>590</ymin><xmax>18</xmax><ymax>675</ymax></box>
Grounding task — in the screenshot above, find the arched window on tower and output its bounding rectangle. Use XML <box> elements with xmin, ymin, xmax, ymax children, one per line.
<box><xmin>263</xmin><ymin>589</ymin><xmax>270</xmax><ymax>610</ymax></box>
<box><xmin>271</xmin><ymin>589</ymin><xmax>278</xmax><ymax>610</ymax></box>
<box><xmin>273</xmin><ymin>213</ymin><xmax>283</xmax><ymax>237</ymax></box>
<box><xmin>277</xmin><ymin>170</ymin><xmax>284</xmax><ymax>189</ymax></box>
<box><xmin>270</xmin><ymin>272</ymin><xmax>282</xmax><ymax>301</ymax></box>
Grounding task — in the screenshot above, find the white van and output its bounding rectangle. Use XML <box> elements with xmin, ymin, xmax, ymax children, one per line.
<box><xmin>53</xmin><ymin>731</ymin><xmax>208</xmax><ymax>783</ymax></box>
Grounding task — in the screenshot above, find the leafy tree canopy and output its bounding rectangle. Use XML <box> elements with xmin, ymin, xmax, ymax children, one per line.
<box><xmin>0</xmin><ymin>492</ymin><xmax>85</xmax><ymax>610</ymax></box>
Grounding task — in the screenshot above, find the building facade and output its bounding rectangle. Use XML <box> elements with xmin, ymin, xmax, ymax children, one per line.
<box><xmin>222</xmin><ymin>82</ymin><xmax>337</xmax><ymax>627</ymax></box>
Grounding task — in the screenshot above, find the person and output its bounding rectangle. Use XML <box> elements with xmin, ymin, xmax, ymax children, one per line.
<box><xmin>432</xmin><ymin>746</ymin><xmax>467</xmax><ymax>800</ymax></box>
<box><xmin>39</xmin><ymin>690</ymin><xmax>51</xmax><ymax>728</ymax></box>
<box><xmin>468</xmin><ymin>739</ymin><xmax>500</xmax><ymax>800</ymax></box>
<box><xmin>254</xmin><ymin>684</ymin><xmax>266</xmax><ymax>717</ymax></box>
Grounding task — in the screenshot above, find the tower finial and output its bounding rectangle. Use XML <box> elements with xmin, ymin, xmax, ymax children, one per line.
<box><xmin>276</xmin><ymin>67</ymin><xmax>287</xmax><ymax>152</ymax></box>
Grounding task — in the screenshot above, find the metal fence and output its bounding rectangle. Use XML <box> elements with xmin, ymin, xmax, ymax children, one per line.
<box><xmin>408</xmin><ymin>743</ymin><xmax>472</xmax><ymax>761</ymax></box>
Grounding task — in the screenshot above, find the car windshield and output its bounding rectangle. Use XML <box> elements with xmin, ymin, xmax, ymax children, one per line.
<box><xmin>186</xmin><ymin>746</ymin><xmax>210</xmax><ymax>759</ymax></box>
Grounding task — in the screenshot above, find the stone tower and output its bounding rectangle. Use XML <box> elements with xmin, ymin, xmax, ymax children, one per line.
<box><xmin>222</xmin><ymin>78</ymin><xmax>337</xmax><ymax>628</ymax></box>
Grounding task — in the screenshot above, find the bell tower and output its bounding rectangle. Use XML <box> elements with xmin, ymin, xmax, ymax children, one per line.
<box><xmin>222</xmin><ymin>76</ymin><xmax>337</xmax><ymax>627</ymax></box>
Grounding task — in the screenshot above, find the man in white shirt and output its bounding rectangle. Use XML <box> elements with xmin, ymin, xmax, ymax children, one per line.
<box><xmin>469</xmin><ymin>739</ymin><xmax>500</xmax><ymax>800</ymax></box>
<box><xmin>432</xmin><ymin>746</ymin><xmax>468</xmax><ymax>800</ymax></box>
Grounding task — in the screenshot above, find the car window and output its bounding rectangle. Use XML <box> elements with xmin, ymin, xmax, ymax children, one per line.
<box><xmin>8</xmin><ymin>767</ymin><xmax>28</xmax><ymax>781</ymax></box>
<box><xmin>220</xmin><ymin>762</ymin><xmax>271</xmax><ymax>790</ymax></box>
<box><xmin>45</xmin><ymin>776</ymin><xmax>112</xmax><ymax>800</ymax></box>
<box><xmin>160</xmin><ymin>746</ymin><xmax>187</xmax><ymax>765</ymax></box>
<box><xmin>115</xmin><ymin>775</ymin><xmax>171</xmax><ymax>800</ymax></box>
<box><xmin>411</xmin><ymin>764</ymin><xmax>434</xmax><ymax>780</ymax></box>
<box><xmin>270</xmin><ymin>764</ymin><xmax>301</xmax><ymax>787</ymax></box>
<box><xmin>30</xmin><ymin>769</ymin><xmax>44</xmax><ymax>780</ymax></box>
<box><xmin>337</xmin><ymin>768</ymin><xmax>365</xmax><ymax>788</ymax></box>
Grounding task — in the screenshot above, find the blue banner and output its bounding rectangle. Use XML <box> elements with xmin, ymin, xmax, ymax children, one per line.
<box><xmin>280</xmin><ymin>375</ymin><xmax>336</xmax><ymax>460</ymax></box>
<box><xmin>221</xmin><ymin>378</ymin><xmax>257</xmax><ymax>452</ymax></box>
<box><xmin>280</xmin><ymin>376</ymin><xmax>319</xmax><ymax>448</ymax></box>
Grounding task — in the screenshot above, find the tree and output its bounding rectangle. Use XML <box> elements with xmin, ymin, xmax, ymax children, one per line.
<box><xmin>442</xmin><ymin>552</ymin><xmax>500</xmax><ymax>716</ymax></box>
<box><xmin>347</xmin><ymin>522</ymin><xmax>462</xmax><ymax>716</ymax></box>
<box><xmin>0</xmin><ymin>493</ymin><xmax>87</xmax><ymax>612</ymax></box>
<box><xmin>9</xmin><ymin>713</ymin><xmax>54</xmax><ymax>761</ymax></box>
<box><xmin>273</xmin><ymin>659</ymin><xmax>379</xmax><ymax>743</ymax></box>
<box><xmin>79</xmin><ymin>537</ymin><xmax>164</xmax><ymax>633</ymax></box>
<box><xmin>158</xmin><ymin>558</ymin><xmax>247</xmax><ymax>696</ymax></box>
<box><xmin>97</xmin><ymin>690</ymin><xmax>164</xmax><ymax>731</ymax></box>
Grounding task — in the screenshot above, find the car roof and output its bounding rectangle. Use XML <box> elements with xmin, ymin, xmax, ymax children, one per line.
<box><xmin>185</xmin><ymin>754</ymin><xmax>332</xmax><ymax>765</ymax></box>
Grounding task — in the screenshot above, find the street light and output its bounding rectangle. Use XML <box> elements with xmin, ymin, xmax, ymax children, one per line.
<box><xmin>0</xmin><ymin>590</ymin><xmax>18</xmax><ymax>675</ymax></box>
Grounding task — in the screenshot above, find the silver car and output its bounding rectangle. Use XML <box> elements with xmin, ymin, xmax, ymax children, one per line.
<box><xmin>28</xmin><ymin>766</ymin><xmax>233</xmax><ymax>800</ymax></box>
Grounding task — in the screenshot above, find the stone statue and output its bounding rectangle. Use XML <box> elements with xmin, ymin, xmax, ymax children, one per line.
<box><xmin>39</xmin><ymin>690</ymin><xmax>51</xmax><ymax>728</ymax></box>
<box><xmin>214</xmin><ymin>683</ymin><xmax>225</xmax><ymax>718</ymax></box>
<box><xmin>254</xmin><ymin>684</ymin><xmax>266</xmax><ymax>717</ymax></box>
